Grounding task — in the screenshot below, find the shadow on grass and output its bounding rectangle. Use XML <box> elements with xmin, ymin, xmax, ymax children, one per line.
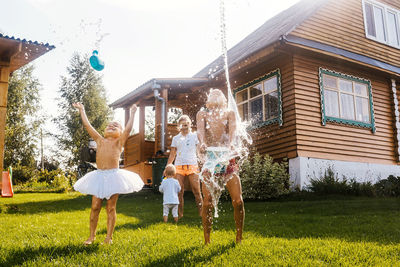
<box><xmin>1</xmin><ymin>243</ymin><xmax>99</xmax><ymax>266</ymax></box>
<box><xmin>199</xmin><ymin>196</ymin><xmax>400</xmax><ymax>245</ymax></box>
<box><xmin>144</xmin><ymin>242</ymin><xmax>236</xmax><ymax>266</ymax></box>
<box><xmin>3</xmin><ymin>191</ymin><xmax>400</xmax><ymax>245</ymax></box>
<box><xmin>0</xmin><ymin>191</ymin><xmax>156</xmax><ymax>215</ymax></box>
<box><xmin>0</xmin><ymin>195</ymin><xmax>89</xmax><ymax>214</ymax></box>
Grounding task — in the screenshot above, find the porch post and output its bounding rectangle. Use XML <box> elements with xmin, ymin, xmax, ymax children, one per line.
<box><xmin>124</xmin><ymin>107</ymin><xmax>130</xmax><ymax>165</ymax></box>
<box><xmin>139</xmin><ymin>104</ymin><xmax>145</xmax><ymax>162</ymax></box>
<box><xmin>155</xmin><ymin>96</ymin><xmax>160</xmax><ymax>154</ymax></box>
<box><xmin>161</xmin><ymin>88</ymin><xmax>168</xmax><ymax>152</ymax></box>
<box><xmin>124</xmin><ymin>107</ymin><xmax>130</xmax><ymax>126</ymax></box>
<box><xmin>391</xmin><ymin>79</ymin><xmax>400</xmax><ymax>162</ymax></box>
<box><xmin>154</xmin><ymin>88</ymin><xmax>168</xmax><ymax>154</ymax></box>
<box><xmin>0</xmin><ymin>64</ymin><xmax>10</xmax><ymax>171</ymax></box>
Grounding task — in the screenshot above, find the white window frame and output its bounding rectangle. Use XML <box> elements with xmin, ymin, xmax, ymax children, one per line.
<box><xmin>234</xmin><ymin>69</ymin><xmax>282</xmax><ymax>128</ymax></box>
<box><xmin>362</xmin><ymin>0</ymin><xmax>400</xmax><ymax>49</ymax></box>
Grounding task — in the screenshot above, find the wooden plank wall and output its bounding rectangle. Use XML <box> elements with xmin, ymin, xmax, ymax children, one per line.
<box><xmin>290</xmin><ymin>0</ymin><xmax>400</xmax><ymax>68</ymax></box>
<box><xmin>230</xmin><ymin>55</ymin><xmax>298</xmax><ymax>160</ymax></box>
<box><xmin>125</xmin><ymin>134</ymin><xmax>155</xmax><ymax>166</ymax></box>
<box><xmin>155</xmin><ymin>123</ymin><xmax>179</xmax><ymax>154</ymax></box>
<box><xmin>292</xmin><ymin>53</ymin><xmax>396</xmax><ymax>164</ymax></box>
<box><xmin>124</xmin><ymin>133</ymin><xmax>141</xmax><ymax>166</ymax></box>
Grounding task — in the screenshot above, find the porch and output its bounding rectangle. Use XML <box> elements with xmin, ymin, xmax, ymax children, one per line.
<box><xmin>110</xmin><ymin>78</ymin><xmax>208</xmax><ymax>186</ymax></box>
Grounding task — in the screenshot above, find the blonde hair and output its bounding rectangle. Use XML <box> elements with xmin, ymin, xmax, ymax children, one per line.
<box><xmin>177</xmin><ymin>115</ymin><xmax>192</xmax><ymax>130</ymax></box>
<box><xmin>164</xmin><ymin>164</ymin><xmax>176</xmax><ymax>177</ymax></box>
<box><xmin>108</xmin><ymin>121</ymin><xmax>123</xmax><ymax>130</ymax></box>
<box><xmin>206</xmin><ymin>88</ymin><xmax>227</xmax><ymax>109</ymax></box>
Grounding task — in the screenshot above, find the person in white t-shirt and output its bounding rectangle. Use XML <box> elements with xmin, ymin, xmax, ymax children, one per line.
<box><xmin>159</xmin><ymin>164</ymin><xmax>181</xmax><ymax>223</ymax></box>
<box><xmin>165</xmin><ymin>115</ymin><xmax>203</xmax><ymax>218</ymax></box>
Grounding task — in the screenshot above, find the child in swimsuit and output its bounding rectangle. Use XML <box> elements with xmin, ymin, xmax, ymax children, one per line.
<box><xmin>196</xmin><ymin>89</ymin><xmax>244</xmax><ymax>245</ymax></box>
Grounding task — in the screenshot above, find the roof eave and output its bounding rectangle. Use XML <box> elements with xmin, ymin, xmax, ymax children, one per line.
<box><xmin>109</xmin><ymin>77</ymin><xmax>209</xmax><ymax>109</ymax></box>
<box><xmin>282</xmin><ymin>35</ymin><xmax>400</xmax><ymax>76</ymax></box>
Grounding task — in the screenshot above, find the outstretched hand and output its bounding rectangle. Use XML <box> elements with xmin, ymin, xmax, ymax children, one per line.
<box><xmin>130</xmin><ymin>104</ymin><xmax>137</xmax><ymax>113</ymax></box>
<box><xmin>73</xmin><ymin>102</ymin><xmax>84</xmax><ymax>111</ymax></box>
<box><xmin>199</xmin><ymin>143</ymin><xmax>207</xmax><ymax>154</ymax></box>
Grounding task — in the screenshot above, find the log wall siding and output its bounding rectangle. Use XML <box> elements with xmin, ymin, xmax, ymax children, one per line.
<box><xmin>293</xmin><ymin>53</ymin><xmax>397</xmax><ymax>164</ymax></box>
<box><xmin>231</xmin><ymin>55</ymin><xmax>298</xmax><ymax>160</ymax></box>
<box><xmin>290</xmin><ymin>0</ymin><xmax>400</xmax><ymax>69</ymax></box>
<box><xmin>125</xmin><ymin>134</ymin><xmax>154</xmax><ymax>166</ymax></box>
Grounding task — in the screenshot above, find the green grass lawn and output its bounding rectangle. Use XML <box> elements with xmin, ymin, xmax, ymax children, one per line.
<box><xmin>0</xmin><ymin>191</ymin><xmax>399</xmax><ymax>266</ymax></box>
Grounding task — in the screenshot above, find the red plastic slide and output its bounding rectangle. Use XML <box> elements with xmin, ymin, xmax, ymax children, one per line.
<box><xmin>1</xmin><ymin>167</ymin><xmax>13</xmax><ymax>197</ymax></box>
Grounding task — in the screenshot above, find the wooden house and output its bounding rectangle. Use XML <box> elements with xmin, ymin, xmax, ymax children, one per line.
<box><xmin>111</xmin><ymin>0</ymin><xmax>400</xmax><ymax>189</ymax></box>
<box><xmin>0</xmin><ymin>34</ymin><xmax>54</xmax><ymax>171</ymax></box>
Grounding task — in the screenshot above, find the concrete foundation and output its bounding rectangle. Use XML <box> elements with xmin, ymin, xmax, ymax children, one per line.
<box><xmin>289</xmin><ymin>157</ymin><xmax>400</xmax><ymax>190</ymax></box>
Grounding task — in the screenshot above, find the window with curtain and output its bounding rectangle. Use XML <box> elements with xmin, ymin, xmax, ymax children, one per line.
<box><xmin>319</xmin><ymin>68</ymin><xmax>375</xmax><ymax>132</ymax></box>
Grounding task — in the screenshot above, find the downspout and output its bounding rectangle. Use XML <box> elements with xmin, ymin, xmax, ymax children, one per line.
<box><xmin>152</xmin><ymin>80</ymin><xmax>166</xmax><ymax>153</ymax></box>
<box><xmin>391</xmin><ymin>79</ymin><xmax>400</xmax><ymax>161</ymax></box>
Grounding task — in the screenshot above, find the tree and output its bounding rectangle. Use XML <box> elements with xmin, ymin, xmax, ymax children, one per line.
<box><xmin>55</xmin><ymin>53</ymin><xmax>113</xmax><ymax>167</ymax></box>
<box><xmin>5</xmin><ymin>65</ymin><xmax>42</xmax><ymax>168</ymax></box>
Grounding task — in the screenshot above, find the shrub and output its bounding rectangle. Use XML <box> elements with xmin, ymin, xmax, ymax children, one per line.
<box><xmin>308</xmin><ymin>166</ymin><xmax>376</xmax><ymax>196</ymax></box>
<box><xmin>238</xmin><ymin>153</ymin><xmax>290</xmax><ymax>200</ymax></box>
<box><xmin>37</xmin><ymin>169</ymin><xmax>65</xmax><ymax>183</ymax></box>
<box><xmin>348</xmin><ymin>179</ymin><xmax>376</xmax><ymax>197</ymax></box>
<box><xmin>375</xmin><ymin>175</ymin><xmax>400</xmax><ymax>197</ymax></box>
<box><xmin>13</xmin><ymin>168</ymin><xmax>74</xmax><ymax>193</ymax></box>
<box><xmin>10</xmin><ymin>165</ymin><xmax>39</xmax><ymax>185</ymax></box>
<box><xmin>309</xmin><ymin>167</ymin><xmax>348</xmax><ymax>194</ymax></box>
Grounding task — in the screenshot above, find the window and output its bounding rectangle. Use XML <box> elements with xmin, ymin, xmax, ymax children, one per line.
<box><xmin>319</xmin><ymin>68</ymin><xmax>376</xmax><ymax>132</ymax></box>
<box><xmin>234</xmin><ymin>69</ymin><xmax>282</xmax><ymax>127</ymax></box>
<box><xmin>363</xmin><ymin>0</ymin><xmax>400</xmax><ymax>48</ymax></box>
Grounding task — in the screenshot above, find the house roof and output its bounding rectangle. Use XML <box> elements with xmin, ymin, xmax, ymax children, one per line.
<box><xmin>110</xmin><ymin>0</ymin><xmax>329</xmax><ymax>109</ymax></box>
<box><xmin>109</xmin><ymin>77</ymin><xmax>208</xmax><ymax>109</ymax></box>
<box><xmin>193</xmin><ymin>0</ymin><xmax>328</xmax><ymax>78</ymax></box>
<box><xmin>0</xmin><ymin>33</ymin><xmax>55</xmax><ymax>72</ymax></box>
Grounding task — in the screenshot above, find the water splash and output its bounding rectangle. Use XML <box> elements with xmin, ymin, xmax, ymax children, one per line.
<box><xmin>219</xmin><ymin>0</ymin><xmax>252</xmax><ymax>162</ymax></box>
<box><xmin>79</xmin><ymin>18</ymin><xmax>110</xmax><ymax>50</ymax></box>
<box><xmin>199</xmin><ymin>0</ymin><xmax>252</xmax><ymax>218</ymax></box>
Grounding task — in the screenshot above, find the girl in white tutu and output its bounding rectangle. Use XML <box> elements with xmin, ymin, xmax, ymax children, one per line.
<box><xmin>72</xmin><ymin>102</ymin><xmax>144</xmax><ymax>245</ymax></box>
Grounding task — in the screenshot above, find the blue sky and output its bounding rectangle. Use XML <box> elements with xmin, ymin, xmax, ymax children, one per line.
<box><xmin>1</xmin><ymin>0</ymin><xmax>301</xmax><ymax>156</ymax></box>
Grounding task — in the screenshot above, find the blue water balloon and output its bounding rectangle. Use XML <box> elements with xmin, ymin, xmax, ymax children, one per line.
<box><xmin>89</xmin><ymin>50</ymin><xmax>105</xmax><ymax>71</ymax></box>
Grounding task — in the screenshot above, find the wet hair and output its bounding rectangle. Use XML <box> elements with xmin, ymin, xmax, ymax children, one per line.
<box><xmin>206</xmin><ymin>88</ymin><xmax>227</xmax><ymax>109</ymax></box>
<box><xmin>164</xmin><ymin>164</ymin><xmax>176</xmax><ymax>177</ymax></box>
<box><xmin>108</xmin><ymin>121</ymin><xmax>123</xmax><ymax>131</ymax></box>
<box><xmin>177</xmin><ymin>115</ymin><xmax>192</xmax><ymax>130</ymax></box>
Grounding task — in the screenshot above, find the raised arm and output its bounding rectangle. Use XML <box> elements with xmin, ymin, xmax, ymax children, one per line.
<box><xmin>120</xmin><ymin>104</ymin><xmax>137</xmax><ymax>144</ymax></box>
<box><xmin>73</xmin><ymin>103</ymin><xmax>102</xmax><ymax>141</ymax></box>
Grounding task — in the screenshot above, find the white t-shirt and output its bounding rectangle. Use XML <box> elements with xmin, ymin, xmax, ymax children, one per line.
<box><xmin>171</xmin><ymin>132</ymin><xmax>199</xmax><ymax>166</ymax></box>
<box><xmin>159</xmin><ymin>178</ymin><xmax>181</xmax><ymax>204</ymax></box>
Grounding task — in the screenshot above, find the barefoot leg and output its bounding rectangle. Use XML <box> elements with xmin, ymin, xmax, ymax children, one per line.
<box><xmin>176</xmin><ymin>173</ymin><xmax>185</xmax><ymax>218</ymax></box>
<box><xmin>189</xmin><ymin>173</ymin><xmax>203</xmax><ymax>216</ymax></box>
<box><xmin>226</xmin><ymin>173</ymin><xmax>244</xmax><ymax>244</ymax></box>
<box><xmin>85</xmin><ymin>196</ymin><xmax>103</xmax><ymax>245</ymax></box>
<box><xmin>104</xmin><ymin>194</ymin><xmax>119</xmax><ymax>244</ymax></box>
<box><xmin>201</xmin><ymin>173</ymin><xmax>213</xmax><ymax>245</ymax></box>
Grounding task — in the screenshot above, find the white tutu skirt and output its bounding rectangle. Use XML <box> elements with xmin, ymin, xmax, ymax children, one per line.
<box><xmin>73</xmin><ymin>169</ymin><xmax>144</xmax><ymax>199</ymax></box>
